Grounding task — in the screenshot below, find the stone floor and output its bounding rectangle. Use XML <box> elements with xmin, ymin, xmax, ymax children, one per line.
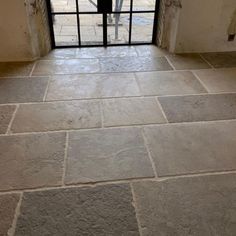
<box><xmin>0</xmin><ymin>46</ymin><xmax>236</xmax><ymax>236</ymax></box>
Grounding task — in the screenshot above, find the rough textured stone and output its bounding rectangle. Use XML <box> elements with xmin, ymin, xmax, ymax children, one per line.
<box><xmin>136</xmin><ymin>71</ymin><xmax>207</xmax><ymax>96</ymax></box>
<box><xmin>0</xmin><ymin>62</ymin><xmax>34</xmax><ymax>77</ymax></box>
<box><xmin>0</xmin><ymin>132</ymin><xmax>66</xmax><ymax>191</ymax></box>
<box><xmin>0</xmin><ymin>105</ymin><xmax>16</xmax><ymax>134</ymax></box>
<box><xmin>201</xmin><ymin>52</ymin><xmax>236</xmax><ymax>68</ymax></box>
<box><xmin>132</xmin><ymin>174</ymin><xmax>236</xmax><ymax>236</ymax></box>
<box><xmin>15</xmin><ymin>184</ymin><xmax>140</xmax><ymax>236</ymax></box>
<box><xmin>0</xmin><ymin>77</ymin><xmax>49</xmax><ymax>104</ymax></box>
<box><xmin>144</xmin><ymin>121</ymin><xmax>236</xmax><ymax>176</ymax></box>
<box><xmin>166</xmin><ymin>54</ymin><xmax>210</xmax><ymax>70</ymax></box>
<box><xmin>32</xmin><ymin>59</ymin><xmax>100</xmax><ymax>75</ymax></box>
<box><xmin>194</xmin><ymin>68</ymin><xmax>236</xmax><ymax>93</ymax></box>
<box><xmin>100</xmin><ymin>57</ymin><xmax>173</xmax><ymax>72</ymax></box>
<box><xmin>11</xmin><ymin>100</ymin><xmax>101</xmax><ymax>133</ymax></box>
<box><xmin>0</xmin><ymin>194</ymin><xmax>20</xmax><ymax>236</ymax></box>
<box><xmin>158</xmin><ymin>93</ymin><xmax>236</xmax><ymax>123</ymax></box>
<box><xmin>46</xmin><ymin>73</ymin><xmax>140</xmax><ymax>101</ymax></box>
<box><xmin>102</xmin><ymin>97</ymin><xmax>166</xmax><ymax>127</ymax></box>
<box><xmin>66</xmin><ymin>128</ymin><xmax>154</xmax><ymax>184</ymax></box>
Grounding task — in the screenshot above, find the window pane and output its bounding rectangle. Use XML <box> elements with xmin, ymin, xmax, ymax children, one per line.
<box><xmin>133</xmin><ymin>0</ymin><xmax>156</xmax><ymax>11</ymax></box>
<box><xmin>51</xmin><ymin>0</ymin><xmax>76</xmax><ymax>12</ymax></box>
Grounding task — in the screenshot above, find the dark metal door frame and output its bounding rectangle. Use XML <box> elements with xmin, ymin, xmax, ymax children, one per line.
<box><xmin>46</xmin><ymin>0</ymin><xmax>160</xmax><ymax>48</ymax></box>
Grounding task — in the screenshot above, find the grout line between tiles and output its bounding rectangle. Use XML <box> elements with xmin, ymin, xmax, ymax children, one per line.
<box><xmin>62</xmin><ymin>132</ymin><xmax>69</xmax><ymax>186</ymax></box>
<box><xmin>155</xmin><ymin>97</ymin><xmax>169</xmax><ymax>123</ymax></box>
<box><xmin>100</xmin><ymin>100</ymin><xmax>104</xmax><ymax>128</ymax></box>
<box><xmin>43</xmin><ymin>76</ymin><xmax>52</xmax><ymax>101</ymax></box>
<box><xmin>29</xmin><ymin>61</ymin><xmax>37</xmax><ymax>77</ymax></box>
<box><xmin>191</xmin><ymin>70</ymin><xmax>210</xmax><ymax>93</ymax></box>
<box><xmin>6</xmin><ymin>105</ymin><xmax>19</xmax><ymax>135</ymax></box>
<box><xmin>8</xmin><ymin>192</ymin><xmax>23</xmax><ymax>236</ymax></box>
<box><xmin>141</xmin><ymin>128</ymin><xmax>158</xmax><ymax>178</ymax></box>
<box><xmin>199</xmin><ymin>53</ymin><xmax>215</xmax><ymax>68</ymax></box>
<box><xmin>164</xmin><ymin>55</ymin><xmax>176</xmax><ymax>70</ymax></box>
<box><xmin>130</xmin><ymin>183</ymin><xmax>143</xmax><ymax>236</ymax></box>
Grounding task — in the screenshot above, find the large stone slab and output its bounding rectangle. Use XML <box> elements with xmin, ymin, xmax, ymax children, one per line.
<box><xmin>100</xmin><ymin>57</ymin><xmax>173</xmax><ymax>73</ymax></box>
<box><xmin>0</xmin><ymin>132</ymin><xmax>66</xmax><ymax>191</ymax></box>
<box><xmin>46</xmin><ymin>73</ymin><xmax>140</xmax><ymax>101</ymax></box>
<box><xmin>144</xmin><ymin>121</ymin><xmax>236</xmax><ymax>176</ymax></box>
<box><xmin>136</xmin><ymin>71</ymin><xmax>207</xmax><ymax>96</ymax></box>
<box><xmin>158</xmin><ymin>93</ymin><xmax>236</xmax><ymax>123</ymax></box>
<box><xmin>102</xmin><ymin>97</ymin><xmax>166</xmax><ymax>127</ymax></box>
<box><xmin>0</xmin><ymin>77</ymin><xmax>49</xmax><ymax>104</ymax></box>
<box><xmin>0</xmin><ymin>105</ymin><xmax>16</xmax><ymax>134</ymax></box>
<box><xmin>132</xmin><ymin>174</ymin><xmax>236</xmax><ymax>236</ymax></box>
<box><xmin>11</xmin><ymin>100</ymin><xmax>101</xmax><ymax>133</ymax></box>
<box><xmin>65</xmin><ymin>128</ymin><xmax>154</xmax><ymax>184</ymax></box>
<box><xmin>15</xmin><ymin>184</ymin><xmax>140</xmax><ymax>236</ymax></box>
<box><xmin>0</xmin><ymin>194</ymin><xmax>20</xmax><ymax>236</ymax></box>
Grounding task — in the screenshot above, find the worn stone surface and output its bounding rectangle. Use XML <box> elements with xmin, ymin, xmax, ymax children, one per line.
<box><xmin>46</xmin><ymin>73</ymin><xmax>140</xmax><ymax>101</ymax></box>
<box><xmin>42</xmin><ymin>49</ymin><xmax>77</xmax><ymax>60</ymax></box>
<box><xmin>0</xmin><ymin>132</ymin><xmax>66</xmax><ymax>191</ymax></box>
<box><xmin>0</xmin><ymin>194</ymin><xmax>20</xmax><ymax>236</ymax></box>
<box><xmin>15</xmin><ymin>184</ymin><xmax>140</xmax><ymax>236</ymax></box>
<box><xmin>166</xmin><ymin>54</ymin><xmax>210</xmax><ymax>70</ymax></box>
<box><xmin>0</xmin><ymin>62</ymin><xmax>34</xmax><ymax>77</ymax></box>
<box><xmin>201</xmin><ymin>52</ymin><xmax>236</xmax><ymax>68</ymax></box>
<box><xmin>194</xmin><ymin>68</ymin><xmax>236</xmax><ymax>93</ymax></box>
<box><xmin>144</xmin><ymin>121</ymin><xmax>236</xmax><ymax>176</ymax></box>
<box><xmin>0</xmin><ymin>105</ymin><xmax>16</xmax><ymax>134</ymax></box>
<box><xmin>132</xmin><ymin>174</ymin><xmax>236</xmax><ymax>236</ymax></box>
<box><xmin>32</xmin><ymin>59</ymin><xmax>100</xmax><ymax>75</ymax></box>
<box><xmin>135</xmin><ymin>45</ymin><xmax>167</xmax><ymax>57</ymax></box>
<box><xmin>100</xmin><ymin>57</ymin><xmax>173</xmax><ymax>72</ymax></box>
<box><xmin>66</xmin><ymin>128</ymin><xmax>154</xmax><ymax>184</ymax></box>
<box><xmin>102</xmin><ymin>97</ymin><xmax>166</xmax><ymax>127</ymax></box>
<box><xmin>11</xmin><ymin>100</ymin><xmax>101</xmax><ymax>133</ymax></box>
<box><xmin>136</xmin><ymin>71</ymin><xmax>207</xmax><ymax>96</ymax></box>
<box><xmin>158</xmin><ymin>93</ymin><xmax>236</xmax><ymax>123</ymax></box>
<box><xmin>0</xmin><ymin>77</ymin><xmax>49</xmax><ymax>104</ymax></box>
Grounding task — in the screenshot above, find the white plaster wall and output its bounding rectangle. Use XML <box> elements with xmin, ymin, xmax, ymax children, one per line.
<box><xmin>172</xmin><ymin>0</ymin><xmax>236</xmax><ymax>53</ymax></box>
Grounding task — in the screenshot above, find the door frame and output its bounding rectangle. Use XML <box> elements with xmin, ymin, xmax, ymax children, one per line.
<box><xmin>46</xmin><ymin>0</ymin><xmax>160</xmax><ymax>48</ymax></box>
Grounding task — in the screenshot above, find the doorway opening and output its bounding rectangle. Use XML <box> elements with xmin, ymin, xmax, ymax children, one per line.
<box><xmin>46</xmin><ymin>0</ymin><xmax>160</xmax><ymax>48</ymax></box>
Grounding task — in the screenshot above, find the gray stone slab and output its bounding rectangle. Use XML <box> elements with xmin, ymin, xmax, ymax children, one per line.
<box><xmin>32</xmin><ymin>59</ymin><xmax>100</xmax><ymax>75</ymax></box>
<box><xmin>66</xmin><ymin>128</ymin><xmax>154</xmax><ymax>184</ymax></box>
<box><xmin>0</xmin><ymin>105</ymin><xmax>16</xmax><ymax>134</ymax></box>
<box><xmin>158</xmin><ymin>93</ymin><xmax>236</xmax><ymax>123</ymax></box>
<box><xmin>132</xmin><ymin>174</ymin><xmax>236</xmax><ymax>236</ymax></box>
<box><xmin>100</xmin><ymin>57</ymin><xmax>173</xmax><ymax>73</ymax></box>
<box><xmin>0</xmin><ymin>132</ymin><xmax>66</xmax><ymax>191</ymax></box>
<box><xmin>0</xmin><ymin>194</ymin><xmax>20</xmax><ymax>236</ymax></box>
<box><xmin>0</xmin><ymin>77</ymin><xmax>49</xmax><ymax>104</ymax></box>
<box><xmin>201</xmin><ymin>52</ymin><xmax>236</xmax><ymax>68</ymax></box>
<box><xmin>11</xmin><ymin>100</ymin><xmax>101</xmax><ymax>133</ymax></box>
<box><xmin>194</xmin><ymin>68</ymin><xmax>236</xmax><ymax>93</ymax></box>
<box><xmin>144</xmin><ymin>121</ymin><xmax>236</xmax><ymax>176</ymax></box>
<box><xmin>0</xmin><ymin>62</ymin><xmax>34</xmax><ymax>77</ymax></box>
<box><xmin>136</xmin><ymin>71</ymin><xmax>207</xmax><ymax>96</ymax></box>
<box><xmin>15</xmin><ymin>184</ymin><xmax>140</xmax><ymax>236</ymax></box>
<box><xmin>102</xmin><ymin>97</ymin><xmax>166</xmax><ymax>127</ymax></box>
<box><xmin>166</xmin><ymin>54</ymin><xmax>210</xmax><ymax>70</ymax></box>
<box><xmin>46</xmin><ymin>73</ymin><xmax>140</xmax><ymax>101</ymax></box>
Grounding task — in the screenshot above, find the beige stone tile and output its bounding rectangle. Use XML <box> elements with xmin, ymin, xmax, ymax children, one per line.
<box><xmin>0</xmin><ymin>194</ymin><xmax>20</xmax><ymax>236</ymax></box>
<box><xmin>11</xmin><ymin>100</ymin><xmax>101</xmax><ymax>133</ymax></box>
<box><xmin>144</xmin><ymin>121</ymin><xmax>236</xmax><ymax>176</ymax></box>
<box><xmin>0</xmin><ymin>62</ymin><xmax>34</xmax><ymax>77</ymax></box>
<box><xmin>65</xmin><ymin>128</ymin><xmax>154</xmax><ymax>184</ymax></box>
<box><xmin>194</xmin><ymin>68</ymin><xmax>236</xmax><ymax>93</ymax></box>
<box><xmin>0</xmin><ymin>132</ymin><xmax>66</xmax><ymax>191</ymax></box>
<box><xmin>42</xmin><ymin>49</ymin><xmax>77</xmax><ymax>60</ymax></box>
<box><xmin>0</xmin><ymin>105</ymin><xmax>16</xmax><ymax>134</ymax></box>
<box><xmin>166</xmin><ymin>54</ymin><xmax>210</xmax><ymax>70</ymax></box>
<box><xmin>102</xmin><ymin>97</ymin><xmax>166</xmax><ymax>127</ymax></box>
<box><xmin>0</xmin><ymin>77</ymin><xmax>49</xmax><ymax>104</ymax></box>
<box><xmin>32</xmin><ymin>59</ymin><xmax>100</xmax><ymax>75</ymax></box>
<box><xmin>46</xmin><ymin>73</ymin><xmax>140</xmax><ymax>101</ymax></box>
<box><xmin>158</xmin><ymin>93</ymin><xmax>236</xmax><ymax>123</ymax></box>
<box><xmin>136</xmin><ymin>71</ymin><xmax>207</xmax><ymax>96</ymax></box>
<box><xmin>133</xmin><ymin>174</ymin><xmax>236</xmax><ymax>236</ymax></box>
<box><xmin>135</xmin><ymin>45</ymin><xmax>168</xmax><ymax>57</ymax></box>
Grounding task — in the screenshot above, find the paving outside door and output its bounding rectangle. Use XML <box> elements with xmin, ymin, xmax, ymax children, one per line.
<box><xmin>47</xmin><ymin>0</ymin><xmax>159</xmax><ymax>48</ymax></box>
